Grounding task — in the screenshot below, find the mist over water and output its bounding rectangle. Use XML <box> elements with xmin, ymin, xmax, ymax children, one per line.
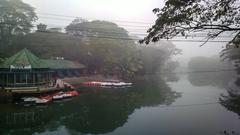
<box><xmin>1</xmin><ymin>74</ymin><xmax>240</xmax><ymax>135</ymax></box>
<box><xmin>0</xmin><ymin>0</ymin><xmax>240</xmax><ymax>135</ymax></box>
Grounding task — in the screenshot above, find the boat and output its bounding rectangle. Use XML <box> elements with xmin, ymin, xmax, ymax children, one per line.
<box><xmin>63</xmin><ymin>90</ymin><xmax>79</xmax><ymax>98</ymax></box>
<box><xmin>62</xmin><ymin>92</ymin><xmax>72</xmax><ymax>98</ymax></box>
<box><xmin>81</xmin><ymin>81</ymin><xmax>132</xmax><ymax>87</ymax></box>
<box><xmin>22</xmin><ymin>95</ymin><xmax>52</xmax><ymax>105</ymax></box>
<box><xmin>20</xmin><ymin>90</ymin><xmax>79</xmax><ymax>105</ymax></box>
<box><xmin>52</xmin><ymin>90</ymin><xmax>79</xmax><ymax>100</ymax></box>
<box><xmin>52</xmin><ymin>92</ymin><xmax>64</xmax><ymax>100</ymax></box>
<box><xmin>64</xmin><ymin>90</ymin><xmax>79</xmax><ymax>96</ymax></box>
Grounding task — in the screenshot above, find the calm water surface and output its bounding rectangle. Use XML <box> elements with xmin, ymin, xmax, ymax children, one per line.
<box><xmin>0</xmin><ymin>73</ymin><xmax>240</xmax><ymax>135</ymax></box>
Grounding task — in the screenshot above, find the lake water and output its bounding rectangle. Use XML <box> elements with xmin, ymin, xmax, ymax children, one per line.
<box><xmin>0</xmin><ymin>73</ymin><xmax>240</xmax><ymax>135</ymax></box>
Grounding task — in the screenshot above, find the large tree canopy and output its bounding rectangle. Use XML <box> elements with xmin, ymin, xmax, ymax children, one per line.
<box><xmin>140</xmin><ymin>0</ymin><xmax>240</xmax><ymax>45</ymax></box>
<box><xmin>0</xmin><ymin>0</ymin><xmax>37</xmax><ymax>46</ymax></box>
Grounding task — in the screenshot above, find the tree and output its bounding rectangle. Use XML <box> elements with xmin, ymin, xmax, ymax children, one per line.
<box><xmin>138</xmin><ymin>41</ymin><xmax>180</xmax><ymax>75</ymax></box>
<box><xmin>0</xmin><ymin>0</ymin><xmax>37</xmax><ymax>46</ymax></box>
<box><xmin>37</xmin><ymin>23</ymin><xmax>47</xmax><ymax>32</ymax></box>
<box><xmin>65</xmin><ymin>20</ymin><xmax>143</xmax><ymax>77</ymax></box>
<box><xmin>140</xmin><ymin>0</ymin><xmax>240</xmax><ymax>45</ymax></box>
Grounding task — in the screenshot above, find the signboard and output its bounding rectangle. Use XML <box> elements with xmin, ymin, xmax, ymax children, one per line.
<box><xmin>10</xmin><ymin>65</ymin><xmax>32</xmax><ymax>69</ymax></box>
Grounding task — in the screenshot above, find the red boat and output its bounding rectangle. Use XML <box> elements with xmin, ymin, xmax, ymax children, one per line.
<box><xmin>51</xmin><ymin>90</ymin><xmax>79</xmax><ymax>100</ymax></box>
<box><xmin>64</xmin><ymin>90</ymin><xmax>79</xmax><ymax>96</ymax></box>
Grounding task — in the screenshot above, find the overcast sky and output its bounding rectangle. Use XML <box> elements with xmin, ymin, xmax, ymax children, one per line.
<box><xmin>23</xmin><ymin>0</ymin><xmax>161</xmax><ymax>27</ymax></box>
<box><xmin>23</xmin><ymin>0</ymin><xmax>229</xmax><ymax>66</ymax></box>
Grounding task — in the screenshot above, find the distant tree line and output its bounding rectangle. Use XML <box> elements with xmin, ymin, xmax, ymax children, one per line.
<box><xmin>0</xmin><ymin>0</ymin><xmax>180</xmax><ymax>79</ymax></box>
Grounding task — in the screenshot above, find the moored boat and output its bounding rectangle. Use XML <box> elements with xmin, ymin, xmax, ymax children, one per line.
<box><xmin>52</xmin><ymin>92</ymin><xmax>64</xmax><ymax>100</ymax></box>
<box><xmin>81</xmin><ymin>81</ymin><xmax>132</xmax><ymax>87</ymax></box>
<box><xmin>20</xmin><ymin>90</ymin><xmax>79</xmax><ymax>105</ymax></box>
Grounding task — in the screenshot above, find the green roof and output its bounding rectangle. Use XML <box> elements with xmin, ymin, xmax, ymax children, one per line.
<box><xmin>0</xmin><ymin>48</ymin><xmax>85</xmax><ymax>69</ymax></box>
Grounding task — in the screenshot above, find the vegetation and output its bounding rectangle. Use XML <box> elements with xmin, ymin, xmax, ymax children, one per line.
<box><xmin>0</xmin><ymin>0</ymin><xmax>37</xmax><ymax>47</ymax></box>
<box><xmin>0</xmin><ymin>76</ymin><xmax>181</xmax><ymax>134</ymax></box>
<box><xmin>0</xmin><ymin>3</ymin><xmax>180</xmax><ymax>79</ymax></box>
<box><xmin>140</xmin><ymin>0</ymin><xmax>240</xmax><ymax>45</ymax></box>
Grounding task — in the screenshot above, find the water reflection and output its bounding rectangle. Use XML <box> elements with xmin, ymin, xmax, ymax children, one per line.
<box><xmin>188</xmin><ymin>72</ymin><xmax>240</xmax><ymax>118</ymax></box>
<box><xmin>220</xmin><ymin>76</ymin><xmax>240</xmax><ymax>118</ymax></box>
<box><xmin>188</xmin><ymin>72</ymin><xmax>235</xmax><ymax>88</ymax></box>
<box><xmin>0</xmin><ymin>76</ymin><xmax>181</xmax><ymax>135</ymax></box>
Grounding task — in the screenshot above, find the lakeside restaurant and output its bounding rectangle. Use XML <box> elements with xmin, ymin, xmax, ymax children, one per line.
<box><xmin>0</xmin><ymin>48</ymin><xmax>85</xmax><ymax>93</ymax></box>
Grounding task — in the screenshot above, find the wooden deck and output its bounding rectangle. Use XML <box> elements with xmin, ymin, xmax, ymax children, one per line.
<box><xmin>2</xmin><ymin>86</ymin><xmax>60</xmax><ymax>94</ymax></box>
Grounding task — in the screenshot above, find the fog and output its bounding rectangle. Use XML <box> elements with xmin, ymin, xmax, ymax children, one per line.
<box><xmin>1</xmin><ymin>1</ymin><xmax>240</xmax><ymax>134</ymax></box>
<box><xmin>23</xmin><ymin>0</ymin><xmax>231</xmax><ymax>68</ymax></box>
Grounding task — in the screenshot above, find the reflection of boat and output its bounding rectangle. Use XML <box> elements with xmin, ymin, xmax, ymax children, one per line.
<box><xmin>22</xmin><ymin>97</ymin><xmax>38</xmax><ymax>103</ymax></box>
<box><xmin>81</xmin><ymin>81</ymin><xmax>132</xmax><ymax>88</ymax></box>
<box><xmin>38</xmin><ymin>95</ymin><xmax>52</xmax><ymax>105</ymax></box>
<box><xmin>35</xmin><ymin>98</ymin><xmax>50</xmax><ymax>104</ymax></box>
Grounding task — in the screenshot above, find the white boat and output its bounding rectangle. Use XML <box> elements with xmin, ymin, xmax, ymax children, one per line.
<box><xmin>62</xmin><ymin>93</ymin><xmax>73</xmax><ymax>98</ymax></box>
<box><xmin>53</xmin><ymin>94</ymin><xmax>64</xmax><ymax>100</ymax></box>
<box><xmin>101</xmin><ymin>82</ymin><xmax>132</xmax><ymax>87</ymax></box>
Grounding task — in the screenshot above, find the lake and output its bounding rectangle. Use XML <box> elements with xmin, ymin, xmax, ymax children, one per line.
<box><xmin>0</xmin><ymin>73</ymin><xmax>240</xmax><ymax>135</ymax></box>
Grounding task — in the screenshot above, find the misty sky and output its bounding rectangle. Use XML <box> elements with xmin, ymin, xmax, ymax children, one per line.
<box><xmin>23</xmin><ymin>0</ymin><xmax>230</xmax><ymax>66</ymax></box>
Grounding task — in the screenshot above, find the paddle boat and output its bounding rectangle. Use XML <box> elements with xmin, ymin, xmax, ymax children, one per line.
<box><xmin>21</xmin><ymin>90</ymin><xmax>79</xmax><ymax>105</ymax></box>
<box><xmin>81</xmin><ymin>80</ymin><xmax>132</xmax><ymax>88</ymax></box>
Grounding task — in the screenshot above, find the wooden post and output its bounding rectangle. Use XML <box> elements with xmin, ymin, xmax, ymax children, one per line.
<box><xmin>33</xmin><ymin>73</ymin><xmax>35</xmax><ymax>86</ymax></box>
<box><xmin>14</xmin><ymin>73</ymin><xmax>16</xmax><ymax>87</ymax></box>
<box><xmin>26</xmin><ymin>73</ymin><xmax>28</xmax><ymax>85</ymax></box>
<box><xmin>6</xmin><ymin>73</ymin><xmax>8</xmax><ymax>87</ymax></box>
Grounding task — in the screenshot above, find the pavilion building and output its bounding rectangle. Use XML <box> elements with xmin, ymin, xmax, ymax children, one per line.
<box><xmin>0</xmin><ymin>48</ymin><xmax>85</xmax><ymax>93</ymax></box>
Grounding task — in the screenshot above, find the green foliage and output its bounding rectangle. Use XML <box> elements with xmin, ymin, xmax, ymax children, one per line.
<box><xmin>0</xmin><ymin>0</ymin><xmax>37</xmax><ymax>46</ymax></box>
<box><xmin>138</xmin><ymin>41</ymin><xmax>180</xmax><ymax>74</ymax></box>
<box><xmin>66</xmin><ymin>19</ymin><xmax>129</xmax><ymax>38</ymax></box>
<box><xmin>65</xmin><ymin>20</ymin><xmax>144</xmax><ymax>78</ymax></box>
<box><xmin>1</xmin><ymin>20</ymin><xmax>179</xmax><ymax>78</ymax></box>
<box><xmin>0</xmin><ymin>76</ymin><xmax>181</xmax><ymax>134</ymax></box>
<box><xmin>141</xmin><ymin>0</ymin><xmax>240</xmax><ymax>44</ymax></box>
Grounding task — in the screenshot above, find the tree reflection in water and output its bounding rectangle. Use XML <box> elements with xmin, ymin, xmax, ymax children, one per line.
<box><xmin>188</xmin><ymin>71</ymin><xmax>240</xmax><ymax>118</ymax></box>
<box><xmin>0</xmin><ymin>75</ymin><xmax>181</xmax><ymax>135</ymax></box>
<box><xmin>220</xmin><ymin>77</ymin><xmax>240</xmax><ymax>118</ymax></box>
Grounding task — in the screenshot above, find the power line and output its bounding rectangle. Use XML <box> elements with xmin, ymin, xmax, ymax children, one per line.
<box><xmin>0</xmin><ymin>21</ymin><xmax>236</xmax><ymax>39</ymax></box>
<box><xmin>38</xmin><ymin>16</ymin><xmax>151</xmax><ymax>28</ymax></box>
<box><xmin>24</xmin><ymin>30</ymin><xmax>233</xmax><ymax>43</ymax></box>
<box><xmin>37</xmin><ymin>12</ymin><xmax>153</xmax><ymax>25</ymax></box>
<box><xmin>0</xmin><ymin>22</ymin><xmax>234</xmax><ymax>42</ymax></box>
<box><xmin>37</xmin><ymin>23</ymin><xmax>238</xmax><ymax>38</ymax></box>
<box><xmin>33</xmin><ymin>32</ymin><xmax>235</xmax><ymax>42</ymax></box>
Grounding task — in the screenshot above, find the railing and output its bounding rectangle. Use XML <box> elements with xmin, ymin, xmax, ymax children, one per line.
<box><xmin>4</xmin><ymin>82</ymin><xmax>51</xmax><ymax>88</ymax></box>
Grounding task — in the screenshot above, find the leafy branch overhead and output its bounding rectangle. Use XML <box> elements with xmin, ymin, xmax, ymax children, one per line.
<box><xmin>140</xmin><ymin>0</ymin><xmax>240</xmax><ymax>45</ymax></box>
